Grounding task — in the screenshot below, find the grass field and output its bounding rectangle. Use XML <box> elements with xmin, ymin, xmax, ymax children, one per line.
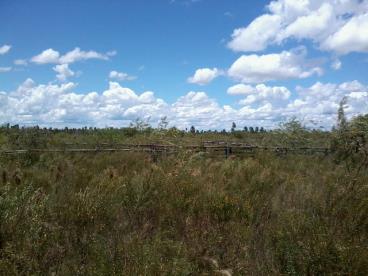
<box><xmin>0</xmin><ymin>117</ymin><xmax>367</xmax><ymax>275</ymax></box>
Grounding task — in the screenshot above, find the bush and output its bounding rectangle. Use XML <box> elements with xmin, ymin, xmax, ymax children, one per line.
<box><xmin>0</xmin><ymin>150</ymin><xmax>367</xmax><ymax>275</ymax></box>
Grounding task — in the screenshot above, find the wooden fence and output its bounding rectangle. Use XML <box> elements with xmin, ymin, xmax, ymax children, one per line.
<box><xmin>0</xmin><ymin>142</ymin><xmax>331</xmax><ymax>158</ymax></box>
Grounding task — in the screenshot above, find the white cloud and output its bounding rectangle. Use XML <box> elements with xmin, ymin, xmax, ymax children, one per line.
<box><xmin>102</xmin><ymin>82</ymin><xmax>141</xmax><ymax>105</ymax></box>
<box><xmin>99</xmin><ymin>82</ymin><xmax>168</xmax><ymax>121</ymax></box>
<box><xmin>227</xmin><ymin>0</ymin><xmax>368</xmax><ymax>55</ymax></box>
<box><xmin>109</xmin><ymin>70</ymin><xmax>137</xmax><ymax>81</ymax></box>
<box><xmin>228</xmin><ymin>47</ymin><xmax>323</xmax><ymax>83</ymax></box>
<box><xmin>227</xmin><ymin>84</ymin><xmax>291</xmax><ymax>110</ymax></box>
<box><xmin>284</xmin><ymin>80</ymin><xmax>368</xmax><ymax>127</ymax></box>
<box><xmin>275</xmin><ymin>3</ymin><xmax>335</xmax><ymax>43</ymax></box>
<box><xmin>14</xmin><ymin>59</ymin><xmax>28</xmax><ymax>66</ymax></box>
<box><xmin>239</xmin><ymin>85</ymin><xmax>290</xmax><ymax>106</ymax></box>
<box><xmin>172</xmin><ymin>91</ymin><xmax>237</xmax><ymax>129</ymax></box>
<box><xmin>59</xmin><ymin>47</ymin><xmax>111</xmax><ymax>64</ymax></box>
<box><xmin>0</xmin><ymin>67</ymin><xmax>12</xmax><ymax>73</ymax></box>
<box><xmin>228</xmin><ymin>14</ymin><xmax>282</xmax><ymax>52</ymax></box>
<box><xmin>0</xmin><ymin>79</ymin><xmax>366</xmax><ymax>129</ymax></box>
<box><xmin>53</xmin><ymin>64</ymin><xmax>75</xmax><ymax>81</ymax></box>
<box><xmin>321</xmin><ymin>13</ymin><xmax>368</xmax><ymax>54</ymax></box>
<box><xmin>31</xmin><ymin>47</ymin><xmax>114</xmax><ymax>65</ymax></box>
<box><xmin>174</xmin><ymin>80</ymin><xmax>367</xmax><ymax>129</ymax></box>
<box><xmin>187</xmin><ymin>67</ymin><xmax>221</xmax><ymax>85</ymax></box>
<box><xmin>331</xmin><ymin>59</ymin><xmax>342</xmax><ymax>70</ymax></box>
<box><xmin>0</xmin><ymin>80</ymin><xmax>235</xmax><ymax>129</ymax></box>
<box><xmin>0</xmin><ymin>45</ymin><xmax>11</xmax><ymax>55</ymax></box>
<box><xmin>227</xmin><ymin>84</ymin><xmax>255</xmax><ymax>95</ymax></box>
<box><xmin>228</xmin><ymin>84</ymin><xmax>291</xmax><ymax>106</ymax></box>
<box><xmin>0</xmin><ymin>80</ymin><xmax>168</xmax><ymax>126</ymax></box>
<box><xmin>31</xmin><ymin>49</ymin><xmax>60</xmax><ymax>64</ymax></box>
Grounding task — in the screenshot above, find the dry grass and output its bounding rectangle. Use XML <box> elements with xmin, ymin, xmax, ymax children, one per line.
<box><xmin>0</xmin><ymin>148</ymin><xmax>367</xmax><ymax>275</ymax></box>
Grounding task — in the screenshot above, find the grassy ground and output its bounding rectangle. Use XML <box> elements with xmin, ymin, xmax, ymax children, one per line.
<box><xmin>0</xmin><ymin>123</ymin><xmax>332</xmax><ymax>150</ymax></box>
<box><xmin>0</xmin><ymin>147</ymin><xmax>367</xmax><ymax>275</ymax></box>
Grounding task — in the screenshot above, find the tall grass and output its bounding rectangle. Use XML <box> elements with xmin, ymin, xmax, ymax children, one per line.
<box><xmin>1</xmin><ymin>149</ymin><xmax>367</xmax><ymax>275</ymax></box>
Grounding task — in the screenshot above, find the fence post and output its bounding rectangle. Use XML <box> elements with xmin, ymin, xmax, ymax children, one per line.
<box><xmin>225</xmin><ymin>143</ymin><xmax>231</xmax><ymax>159</ymax></box>
<box><xmin>151</xmin><ymin>145</ymin><xmax>158</xmax><ymax>163</ymax></box>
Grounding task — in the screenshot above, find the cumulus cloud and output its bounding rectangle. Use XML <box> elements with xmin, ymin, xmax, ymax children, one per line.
<box><xmin>228</xmin><ymin>47</ymin><xmax>323</xmax><ymax>83</ymax></box>
<box><xmin>0</xmin><ymin>45</ymin><xmax>11</xmax><ymax>55</ymax></box>
<box><xmin>31</xmin><ymin>49</ymin><xmax>60</xmax><ymax>64</ymax></box>
<box><xmin>228</xmin><ymin>14</ymin><xmax>282</xmax><ymax>52</ymax></box>
<box><xmin>174</xmin><ymin>80</ymin><xmax>367</xmax><ymax>129</ymax></box>
<box><xmin>53</xmin><ymin>64</ymin><xmax>75</xmax><ymax>81</ymax></box>
<box><xmin>227</xmin><ymin>80</ymin><xmax>368</xmax><ymax>128</ymax></box>
<box><xmin>227</xmin><ymin>0</ymin><xmax>368</xmax><ymax>55</ymax></box>
<box><xmin>284</xmin><ymin>80</ymin><xmax>368</xmax><ymax>127</ymax></box>
<box><xmin>187</xmin><ymin>68</ymin><xmax>221</xmax><ymax>85</ymax></box>
<box><xmin>0</xmin><ymin>79</ymin><xmax>366</xmax><ymax>129</ymax></box>
<box><xmin>172</xmin><ymin>91</ymin><xmax>237</xmax><ymax>128</ymax></box>
<box><xmin>0</xmin><ymin>80</ymin><xmax>167</xmax><ymax>127</ymax></box>
<box><xmin>99</xmin><ymin>82</ymin><xmax>167</xmax><ymax>121</ymax></box>
<box><xmin>109</xmin><ymin>70</ymin><xmax>137</xmax><ymax>81</ymax></box>
<box><xmin>227</xmin><ymin>84</ymin><xmax>255</xmax><ymax>95</ymax></box>
<box><xmin>321</xmin><ymin>13</ymin><xmax>368</xmax><ymax>54</ymax></box>
<box><xmin>228</xmin><ymin>84</ymin><xmax>291</xmax><ymax>106</ymax></box>
<box><xmin>31</xmin><ymin>47</ymin><xmax>114</xmax><ymax>64</ymax></box>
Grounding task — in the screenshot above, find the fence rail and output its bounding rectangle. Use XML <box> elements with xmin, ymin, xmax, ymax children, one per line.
<box><xmin>0</xmin><ymin>142</ymin><xmax>331</xmax><ymax>157</ymax></box>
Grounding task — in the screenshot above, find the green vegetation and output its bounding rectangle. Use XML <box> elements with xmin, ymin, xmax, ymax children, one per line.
<box><xmin>0</xmin><ymin>115</ymin><xmax>367</xmax><ymax>275</ymax></box>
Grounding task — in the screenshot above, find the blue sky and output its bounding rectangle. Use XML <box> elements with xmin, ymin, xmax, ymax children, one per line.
<box><xmin>0</xmin><ymin>0</ymin><xmax>368</xmax><ymax>129</ymax></box>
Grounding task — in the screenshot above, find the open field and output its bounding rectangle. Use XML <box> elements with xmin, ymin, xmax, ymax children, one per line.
<box><xmin>2</xmin><ymin>0</ymin><xmax>368</xmax><ymax>274</ymax></box>
<box><xmin>0</xmin><ymin>118</ymin><xmax>367</xmax><ymax>275</ymax></box>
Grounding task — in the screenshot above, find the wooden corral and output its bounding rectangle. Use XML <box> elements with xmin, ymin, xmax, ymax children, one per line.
<box><xmin>0</xmin><ymin>141</ymin><xmax>331</xmax><ymax>157</ymax></box>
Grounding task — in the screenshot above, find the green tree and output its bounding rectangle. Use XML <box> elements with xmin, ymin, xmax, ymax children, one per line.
<box><xmin>337</xmin><ymin>97</ymin><xmax>348</xmax><ymax>131</ymax></box>
<box><xmin>231</xmin><ymin>122</ymin><xmax>236</xmax><ymax>132</ymax></box>
<box><xmin>130</xmin><ymin>117</ymin><xmax>151</xmax><ymax>131</ymax></box>
<box><xmin>190</xmin><ymin>126</ymin><xmax>196</xmax><ymax>134</ymax></box>
<box><xmin>333</xmin><ymin>113</ymin><xmax>368</xmax><ymax>171</ymax></box>
<box><xmin>278</xmin><ymin>117</ymin><xmax>309</xmax><ymax>147</ymax></box>
<box><xmin>158</xmin><ymin>116</ymin><xmax>169</xmax><ymax>130</ymax></box>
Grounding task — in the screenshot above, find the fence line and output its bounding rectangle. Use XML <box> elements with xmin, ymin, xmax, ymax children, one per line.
<box><xmin>0</xmin><ymin>143</ymin><xmax>331</xmax><ymax>157</ymax></box>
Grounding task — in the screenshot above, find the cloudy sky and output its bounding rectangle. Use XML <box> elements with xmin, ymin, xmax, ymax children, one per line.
<box><xmin>1</xmin><ymin>0</ymin><xmax>368</xmax><ymax>129</ymax></box>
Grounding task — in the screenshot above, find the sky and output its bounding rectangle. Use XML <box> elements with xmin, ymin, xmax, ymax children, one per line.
<box><xmin>0</xmin><ymin>0</ymin><xmax>368</xmax><ymax>130</ymax></box>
